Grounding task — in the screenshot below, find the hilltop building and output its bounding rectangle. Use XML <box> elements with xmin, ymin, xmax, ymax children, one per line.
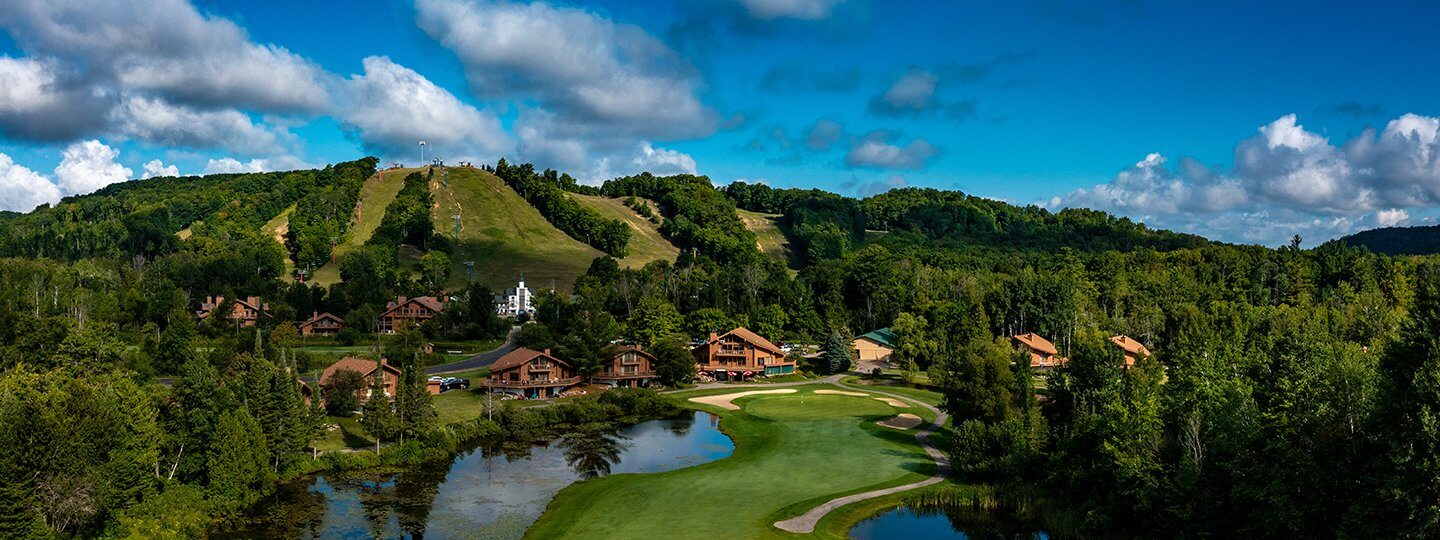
<box><xmin>379</xmin><ymin>296</ymin><xmax>444</xmax><ymax>334</ymax></box>
<box><xmin>693</xmin><ymin>327</ymin><xmax>794</xmax><ymax>381</ymax></box>
<box><xmin>196</xmin><ymin>295</ymin><xmax>270</xmax><ymax>327</ymax></box>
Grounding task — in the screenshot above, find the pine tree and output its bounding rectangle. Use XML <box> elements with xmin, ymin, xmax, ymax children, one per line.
<box><xmin>206</xmin><ymin>409</ymin><xmax>270</xmax><ymax>505</ymax></box>
<box><xmin>1372</xmin><ymin>262</ymin><xmax>1440</xmax><ymax>535</ymax></box>
<box><xmin>822</xmin><ymin>332</ymin><xmax>853</xmax><ymax>374</ymax></box>
<box><xmin>155</xmin><ymin>311</ymin><xmax>196</xmax><ymax>376</ymax></box>
<box><xmin>395</xmin><ymin>363</ymin><xmax>436</xmax><ymax>444</ymax></box>
<box><xmin>359</xmin><ymin>374</ymin><xmax>400</xmax><ymax>454</ymax></box>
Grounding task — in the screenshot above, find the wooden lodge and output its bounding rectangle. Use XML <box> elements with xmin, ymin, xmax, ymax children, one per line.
<box><xmin>299</xmin><ymin>311</ymin><xmax>344</xmax><ymax>336</ymax></box>
<box><xmin>319</xmin><ymin>357</ymin><xmax>401</xmax><ymax>402</ymax></box>
<box><xmin>693</xmin><ymin>327</ymin><xmax>794</xmax><ymax>381</ymax></box>
<box><xmin>853</xmin><ymin>327</ymin><xmax>898</xmax><ymax>364</ymax></box>
<box><xmin>379</xmin><ymin>296</ymin><xmax>444</xmax><ymax>334</ymax></box>
<box><xmin>483</xmin><ymin>348</ymin><xmax>581</xmax><ymax>399</ymax></box>
<box><xmin>1013</xmin><ymin>333</ymin><xmax>1066</xmax><ymax>369</ymax></box>
<box><xmin>592</xmin><ymin>345</ymin><xmax>657</xmax><ymax>388</ymax></box>
<box><xmin>196</xmin><ymin>295</ymin><xmax>270</xmax><ymax>327</ymax></box>
<box><xmin>1108</xmin><ymin>335</ymin><xmax>1152</xmax><ymax>368</ymax></box>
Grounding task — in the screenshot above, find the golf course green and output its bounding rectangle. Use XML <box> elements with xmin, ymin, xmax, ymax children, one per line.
<box><xmin>525</xmin><ymin>386</ymin><xmax>938</xmax><ymax>538</ymax></box>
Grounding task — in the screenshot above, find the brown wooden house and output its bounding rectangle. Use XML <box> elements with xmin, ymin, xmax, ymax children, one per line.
<box><xmin>1013</xmin><ymin>333</ymin><xmax>1066</xmax><ymax>369</ymax></box>
<box><xmin>592</xmin><ymin>345</ymin><xmax>657</xmax><ymax>388</ymax></box>
<box><xmin>319</xmin><ymin>357</ymin><xmax>401</xmax><ymax>403</ymax></box>
<box><xmin>692</xmin><ymin>327</ymin><xmax>794</xmax><ymax>381</ymax></box>
<box><xmin>1108</xmin><ymin>335</ymin><xmax>1152</xmax><ymax>368</ymax></box>
<box><xmin>379</xmin><ymin>296</ymin><xmax>444</xmax><ymax>334</ymax></box>
<box><xmin>482</xmin><ymin>348</ymin><xmax>581</xmax><ymax>399</ymax></box>
<box><xmin>196</xmin><ymin>295</ymin><xmax>271</xmax><ymax>327</ymax></box>
<box><xmin>299</xmin><ymin>311</ymin><xmax>345</xmax><ymax>336</ymax></box>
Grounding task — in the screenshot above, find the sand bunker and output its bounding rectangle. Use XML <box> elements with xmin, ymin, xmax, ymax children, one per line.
<box><xmin>873</xmin><ymin>397</ymin><xmax>909</xmax><ymax>408</ymax></box>
<box><xmin>814</xmin><ymin>390</ymin><xmax>870</xmax><ymax>397</ymax></box>
<box><xmin>876</xmin><ymin>413</ymin><xmax>923</xmax><ymax>430</ymax></box>
<box><xmin>688</xmin><ymin>389</ymin><xmax>797</xmax><ymax>410</ymax></box>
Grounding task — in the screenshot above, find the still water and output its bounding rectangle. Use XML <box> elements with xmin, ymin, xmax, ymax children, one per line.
<box><xmin>216</xmin><ymin>410</ymin><xmax>731</xmax><ymax>539</ymax></box>
<box><xmin>850</xmin><ymin>504</ymin><xmax>1050</xmax><ymax>540</ymax></box>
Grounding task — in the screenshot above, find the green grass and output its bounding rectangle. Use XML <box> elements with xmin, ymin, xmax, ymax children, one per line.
<box><xmin>567</xmin><ymin>193</ymin><xmax>680</xmax><ymax>269</ymax></box>
<box><xmin>526</xmin><ymin>387</ymin><xmax>934</xmax><ymax>539</ymax></box>
<box><xmin>261</xmin><ymin>204</ymin><xmax>296</xmax><ymax>276</ymax></box>
<box><xmin>315</xmin><ymin>415</ymin><xmax>374</xmax><ymax>452</ymax></box>
<box><xmin>737</xmin><ymin>208</ymin><xmax>798</xmax><ymax>271</ymax></box>
<box><xmin>431</xmin><ymin>167</ymin><xmax>604</xmax><ymax>292</ymax></box>
<box><xmin>842</xmin><ymin>376</ymin><xmax>944</xmax><ymax>407</ymax></box>
<box><xmin>311</xmin><ymin>167</ymin><xmax>414</xmax><ymax>286</ymax></box>
<box><xmin>431</xmin><ymin>369</ymin><xmax>492</xmax><ymax>424</ymax></box>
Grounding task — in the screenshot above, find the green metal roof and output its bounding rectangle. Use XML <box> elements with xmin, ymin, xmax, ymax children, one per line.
<box><xmin>856</xmin><ymin>327</ymin><xmax>898</xmax><ymax>348</ymax></box>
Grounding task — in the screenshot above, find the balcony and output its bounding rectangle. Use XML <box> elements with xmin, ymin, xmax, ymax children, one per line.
<box><xmin>715</xmin><ymin>347</ymin><xmax>748</xmax><ymax>357</ymax></box>
<box><xmin>483</xmin><ymin>376</ymin><xmax>582</xmax><ymax>388</ymax></box>
<box><xmin>594</xmin><ymin>370</ymin><xmax>656</xmax><ymax>380</ymax></box>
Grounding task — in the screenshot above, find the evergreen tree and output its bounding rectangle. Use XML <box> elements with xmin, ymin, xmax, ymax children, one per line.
<box><xmin>1372</xmin><ymin>262</ymin><xmax>1440</xmax><ymax>535</ymax></box>
<box><xmin>206</xmin><ymin>409</ymin><xmax>271</xmax><ymax>505</ymax></box>
<box><xmin>395</xmin><ymin>363</ymin><xmax>436</xmax><ymax>444</ymax></box>
<box><xmin>155</xmin><ymin>311</ymin><xmax>196</xmax><ymax>375</ymax></box>
<box><xmin>359</xmin><ymin>374</ymin><xmax>400</xmax><ymax>453</ymax></box>
<box><xmin>821</xmin><ymin>332</ymin><xmax>853</xmax><ymax>374</ymax></box>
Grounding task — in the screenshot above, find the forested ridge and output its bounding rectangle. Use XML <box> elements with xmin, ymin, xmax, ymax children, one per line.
<box><xmin>3</xmin><ymin>159</ymin><xmax>1440</xmax><ymax>537</ymax></box>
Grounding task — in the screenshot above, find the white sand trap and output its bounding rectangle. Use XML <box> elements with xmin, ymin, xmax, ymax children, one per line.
<box><xmin>815</xmin><ymin>390</ymin><xmax>870</xmax><ymax>397</ymax></box>
<box><xmin>874</xmin><ymin>397</ymin><xmax>909</xmax><ymax>408</ymax></box>
<box><xmin>877</xmin><ymin>413</ymin><xmax>923</xmax><ymax>430</ymax></box>
<box><xmin>688</xmin><ymin>389</ymin><xmax>797</xmax><ymax>410</ymax></box>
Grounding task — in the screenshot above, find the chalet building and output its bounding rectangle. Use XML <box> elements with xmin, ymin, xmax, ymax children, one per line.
<box><xmin>592</xmin><ymin>345</ymin><xmax>657</xmax><ymax>388</ymax></box>
<box><xmin>379</xmin><ymin>296</ymin><xmax>444</xmax><ymax>333</ymax></box>
<box><xmin>495</xmin><ymin>277</ymin><xmax>535</xmax><ymax>318</ymax></box>
<box><xmin>482</xmin><ymin>347</ymin><xmax>581</xmax><ymax>399</ymax></box>
<box><xmin>299</xmin><ymin>311</ymin><xmax>345</xmax><ymax>336</ymax></box>
<box><xmin>196</xmin><ymin>295</ymin><xmax>270</xmax><ymax>327</ymax></box>
<box><xmin>319</xmin><ymin>357</ymin><xmax>401</xmax><ymax>402</ymax></box>
<box><xmin>693</xmin><ymin>327</ymin><xmax>795</xmax><ymax>381</ymax></box>
<box><xmin>1108</xmin><ymin>335</ymin><xmax>1152</xmax><ymax>368</ymax></box>
<box><xmin>854</xmin><ymin>327</ymin><xmax>898</xmax><ymax>364</ymax></box>
<box><xmin>1013</xmin><ymin>333</ymin><xmax>1066</xmax><ymax>369</ymax></box>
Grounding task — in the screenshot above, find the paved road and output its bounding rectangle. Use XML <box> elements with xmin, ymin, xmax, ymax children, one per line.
<box><xmin>425</xmin><ymin>326</ymin><xmax>519</xmax><ymax>375</ymax></box>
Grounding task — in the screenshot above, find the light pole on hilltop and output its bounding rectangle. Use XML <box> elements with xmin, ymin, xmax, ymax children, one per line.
<box><xmin>419</xmin><ymin>141</ymin><xmax>427</xmax><ymax>166</ymax></box>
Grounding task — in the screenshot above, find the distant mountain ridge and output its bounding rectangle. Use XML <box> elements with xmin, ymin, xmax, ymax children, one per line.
<box><xmin>1340</xmin><ymin>224</ymin><xmax>1440</xmax><ymax>255</ymax></box>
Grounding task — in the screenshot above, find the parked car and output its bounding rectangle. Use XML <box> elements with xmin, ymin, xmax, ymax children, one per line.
<box><xmin>441</xmin><ymin>377</ymin><xmax>469</xmax><ymax>391</ymax></box>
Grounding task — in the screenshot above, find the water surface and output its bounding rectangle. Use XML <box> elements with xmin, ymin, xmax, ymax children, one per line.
<box><xmin>850</xmin><ymin>504</ymin><xmax>1050</xmax><ymax>540</ymax></box>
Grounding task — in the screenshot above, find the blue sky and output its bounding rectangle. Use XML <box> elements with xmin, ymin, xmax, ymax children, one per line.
<box><xmin>2</xmin><ymin>0</ymin><xmax>1439</xmax><ymax>246</ymax></box>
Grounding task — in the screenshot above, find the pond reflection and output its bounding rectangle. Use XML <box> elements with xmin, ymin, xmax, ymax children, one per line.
<box><xmin>215</xmin><ymin>410</ymin><xmax>732</xmax><ymax>539</ymax></box>
<box><xmin>850</xmin><ymin>504</ymin><xmax>1050</xmax><ymax>540</ymax></box>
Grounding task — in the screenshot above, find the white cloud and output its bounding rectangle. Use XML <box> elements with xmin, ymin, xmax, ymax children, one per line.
<box><xmin>112</xmin><ymin>96</ymin><xmax>289</xmax><ymax>155</ymax></box>
<box><xmin>845</xmin><ymin>131</ymin><xmax>940</xmax><ymax>170</ymax></box>
<box><xmin>337</xmin><ymin>56</ymin><xmax>511</xmax><ymax>161</ymax></box>
<box><xmin>0</xmin><ymin>0</ymin><xmax>330</xmax><ymax>113</ymax></box>
<box><xmin>1057</xmin><ymin>113</ymin><xmax>1440</xmax><ymax>245</ymax></box>
<box><xmin>203</xmin><ymin>156</ymin><xmax>309</xmax><ymax>175</ymax></box>
<box><xmin>0</xmin><ymin>152</ymin><xmax>61</xmax><ymax>211</ymax></box>
<box><xmin>53</xmin><ymin>140</ymin><xmax>132</xmax><ymax>196</ymax></box>
<box><xmin>141</xmin><ymin>159</ymin><xmax>179</xmax><ymax>179</ymax></box>
<box><xmin>632</xmin><ymin>142</ymin><xmax>698</xmax><ymax>175</ymax></box>
<box><xmin>416</xmin><ymin>0</ymin><xmax>715</xmax><ymax>144</ymax></box>
<box><xmin>875</xmin><ymin>69</ymin><xmax>937</xmax><ymax>112</ymax></box>
<box><xmin>806</xmin><ymin>119</ymin><xmax>845</xmax><ymax>151</ymax></box>
<box><xmin>737</xmin><ymin>0</ymin><xmax>843</xmax><ymax>20</ymax></box>
<box><xmin>0</xmin><ymin>56</ymin><xmax>111</xmax><ymax>140</ymax></box>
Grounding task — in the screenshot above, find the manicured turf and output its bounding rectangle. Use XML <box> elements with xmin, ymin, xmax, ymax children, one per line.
<box><xmin>311</xmin><ymin>168</ymin><xmax>413</xmax><ymax>285</ymax></box>
<box><xmin>567</xmin><ymin>193</ymin><xmax>679</xmax><ymax>268</ymax></box>
<box><xmin>430</xmin><ymin>167</ymin><xmax>603</xmax><ymax>292</ymax></box>
<box><xmin>737</xmin><ymin>208</ymin><xmax>798</xmax><ymax>270</ymax></box>
<box><xmin>525</xmin><ymin>387</ymin><xmax>934</xmax><ymax>539</ymax></box>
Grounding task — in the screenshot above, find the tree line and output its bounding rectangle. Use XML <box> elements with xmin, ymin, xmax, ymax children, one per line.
<box><xmin>494</xmin><ymin>159</ymin><xmax>630</xmax><ymax>257</ymax></box>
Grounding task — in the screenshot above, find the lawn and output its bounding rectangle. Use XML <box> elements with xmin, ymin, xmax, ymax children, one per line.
<box><xmin>314</xmin><ymin>415</ymin><xmax>374</xmax><ymax>452</ymax></box>
<box><xmin>431</xmin><ymin>368</ymin><xmax>492</xmax><ymax>424</ymax></box>
<box><xmin>311</xmin><ymin>167</ymin><xmax>414</xmax><ymax>286</ymax></box>
<box><xmin>525</xmin><ymin>387</ymin><xmax>935</xmax><ymax>539</ymax></box>
<box><xmin>737</xmin><ymin>208</ymin><xmax>798</xmax><ymax>271</ymax></box>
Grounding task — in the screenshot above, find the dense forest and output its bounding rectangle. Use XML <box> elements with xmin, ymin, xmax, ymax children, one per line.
<box><xmin>1341</xmin><ymin>223</ymin><xmax>1440</xmax><ymax>255</ymax></box>
<box><xmin>2</xmin><ymin>157</ymin><xmax>1440</xmax><ymax>537</ymax></box>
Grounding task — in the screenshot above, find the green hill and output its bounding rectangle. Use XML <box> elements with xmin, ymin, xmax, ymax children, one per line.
<box><xmin>260</xmin><ymin>204</ymin><xmax>296</xmax><ymax>276</ymax></box>
<box><xmin>567</xmin><ymin>193</ymin><xmax>679</xmax><ymax>268</ymax></box>
<box><xmin>431</xmin><ymin>167</ymin><xmax>605</xmax><ymax>292</ymax></box>
<box><xmin>309</xmin><ymin>167</ymin><xmax>412</xmax><ymax>285</ymax></box>
<box><xmin>1340</xmin><ymin>224</ymin><xmax>1440</xmax><ymax>255</ymax></box>
<box><xmin>737</xmin><ymin>208</ymin><xmax>797</xmax><ymax>269</ymax></box>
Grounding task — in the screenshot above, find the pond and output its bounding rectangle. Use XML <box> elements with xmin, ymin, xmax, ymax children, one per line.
<box><xmin>850</xmin><ymin>504</ymin><xmax>1050</xmax><ymax>540</ymax></box>
<box><xmin>215</xmin><ymin>410</ymin><xmax>732</xmax><ymax>539</ymax></box>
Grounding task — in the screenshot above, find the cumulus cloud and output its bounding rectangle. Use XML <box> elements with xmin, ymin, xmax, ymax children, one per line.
<box><xmin>53</xmin><ymin>140</ymin><xmax>133</xmax><ymax>196</ymax></box>
<box><xmin>737</xmin><ymin>0</ymin><xmax>844</xmax><ymax>21</ymax></box>
<box><xmin>0</xmin><ymin>152</ymin><xmax>62</xmax><ymax>211</ymax></box>
<box><xmin>845</xmin><ymin>131</ymin><xmax>940</xmax><ymax>170</ymax></box>
<box><xmin>338</xmin><ymin>56</ymin><xmax>511</xmax><ymax>160</ymax></box>
<box><xmin>112</xmin><ymin>96</ymin><xmax>290</xmax><ymax>155</ymax></box>
<box><xmin>0</xmin><ymin>0</ymin><xmax>331</xmax><ymax>113</ymax></box>
<box><xmin>869</xmin><ymin>68</ymin><xmax>978</xmax><ymax>122</ymax></box>
<box><xmin>0</xmin><ymin>56</ymin><xmax>112</xmax><ymax>141</ymax></box>
<box><xmin>142</xmin><ymin>159</ymin><xmax>179</xmax><ymax>179</ymax></box>
<box><xmin>203</xmin><ymin>156</ymin><xmax>310</xmax><ymax>175</ymax></box>
<box><xmin>632</xmin><ymin>142</ymin><xmax>698</xmax><ymax>175</ymax></box>
<box><xmin>1058</xmin><ymin>113</ymin><xmax>1440</xmax><ymax>245</ymax></box>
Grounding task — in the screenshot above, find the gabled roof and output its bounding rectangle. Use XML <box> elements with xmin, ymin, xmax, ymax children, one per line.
<box><xmin>381</xmin><ymin>296</ymin><xmax>444</xmax><ymax>317</ymax></box>
<box><xmin>856</xmin><ymin>327</ymin><xmax>899</xmax><ymax>349</ymax></box>
<box><xmin>615</xmin><ymin>344</ymin><xmax>657</xmax><ymax>361</ymax></box>
<box><xmin>490</xmin><ymin>347</ymin><xmax>570</xmax><ymax>371</ymax></box>
<box><xmin>706</xmin><ymin>327</ymin><xmax>785</xmax><ymax>355</ymax></box>
<box><xmin>1012</xmin><ymin>333</ymin><xmax>1058</xmax><ymax>356</ymax></box>
<box><xmin>1108</xmin><ymin>335</ymin><xmax>1152</xmax><ymax>357</ymax></box>
<box><xmin>299</xmin><ymin>312</ymin><xmax>343</xmax><ymax>328</ymax></box>
<box><xmin>320</xmin><ymin>357</ymin><xmax>399</xmax><ymax>385</ymax></box>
